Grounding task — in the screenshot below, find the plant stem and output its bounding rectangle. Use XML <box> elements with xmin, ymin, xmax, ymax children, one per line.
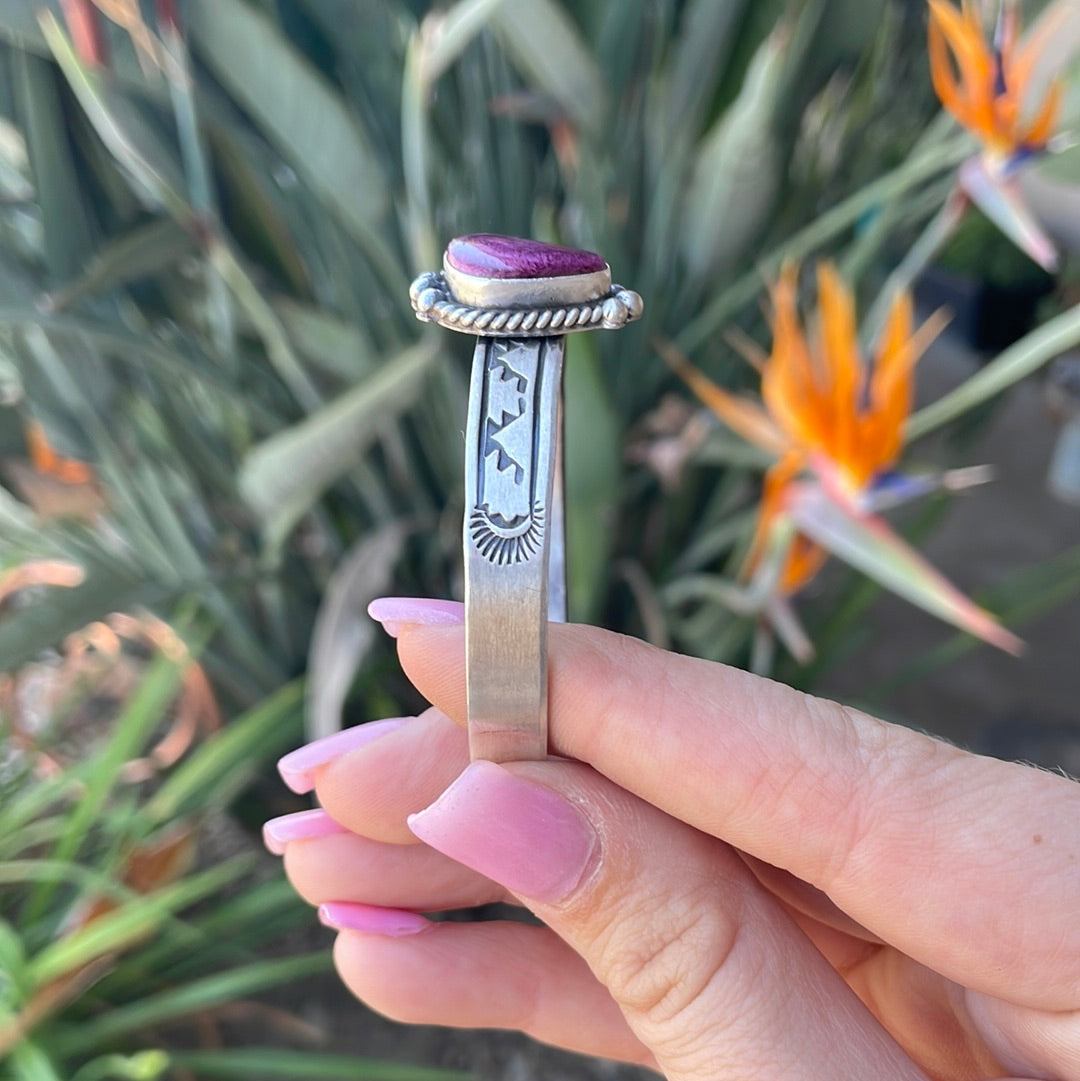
<box><xmin>677</xmin><ymin>134</ymin><xmax>972</xmax><ymax>352</ymax></box>
<box><xmin>860</xmin><ymin>184</ymin><xmax>967</xmax><ymax>348</ymax></box>
<box><xmin>908</xmin><ymin>298</ymin><xmax>1080</xmax><ymax>440</ymax></box>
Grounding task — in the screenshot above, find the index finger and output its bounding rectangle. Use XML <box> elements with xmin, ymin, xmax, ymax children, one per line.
<box><xmin>396</xmin><ymin>617</ymin><xmax>1080</xmax><ymax>1010</ymax></box>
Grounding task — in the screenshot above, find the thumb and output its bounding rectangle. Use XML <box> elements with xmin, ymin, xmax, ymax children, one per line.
<box><xmin>408</xmin><ymin>758</ymin><xmax>925</xmax><ymax>1081</ymax></box>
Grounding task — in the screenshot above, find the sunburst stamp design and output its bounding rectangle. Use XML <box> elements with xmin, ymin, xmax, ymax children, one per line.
<box><xmin>469</xmin><ymin>502</ymin><xmax>545</xmax><ymax>565</ymax></box>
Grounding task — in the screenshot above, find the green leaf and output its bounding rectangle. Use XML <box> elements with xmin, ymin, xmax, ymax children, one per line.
<box><xmin>98</xmin><ymin>882</ymin><xmax>307</xmax><ymax>995</ymax></box>
<box><xmin>160</xmin><ymin>14</ymin><xmax>236</xmax><ymax>365</ymax></box>
<box><xmin>0</xmin><ymin>814</ymin><xmax>69</xmax><ymax>861</ymax></box>
<box><xmin>54</xmin><ymin>954</ymin><xmax>332</xmax><ymax>1054</ymax></box>
<box><xmin>274</xmin><ymin>298</ymin><xmax>379</xmax><ymax>380</ymax></box>
<box><xmin>26</xmin><ymin>857</ymin><xmax>250</xmax><ymax>988</ymax></box>
<box><xmin>169</xmin><ymin>1050</ymin><xmax>469</xmax><ymax>1081</ymax></box>
<box><xmin>0</xmin><ymin>858</ymin><xmax>137</xmax><ymax>896</ymax></box>
<box><xmin>907</xmin><ymin>299</ymin><xmax>1080</xmax><ymax>440</ymax></box>
<box><xmin>41</xmin><ymin>218</ymin><xmax>194</xmax><ymax>312</ymax></box>
<box><xmin>490</xmin><ymin>0</ymin><xmax>607</xmax><ymax>136</ymax></box>
<box><xmin>679</xmin><ymin>19</ymin><xmax>788</xmax><ymax>278</ymax></box>
<box><xmin>24</xmin><ymin>617</ymin><xmax>209</xmax><ymax>921</ymax></box>
<box><xmin>40</xmin><ymin>13</ymin><xmax>190</xmax><ymax>217</ymax></box>
<box><xmin>0</xmin><ymin>918</ymin><xmax>27</xmax><ymax>989</ymax></box>
<box><xmin>0</xmin><ymin>3</ymin><xmax>52</xmax><ymax>54</ymax></box>
<box><xmin>187</xmin><ymin>0</ymin><xmax>387</xmax><ymax>238</ymax></box>
<box><xmin>206</xmin><ymin>237</ymin><xmax>323</xmax><ymax>412</ymax></box>
<box><xmin>0</xmin><ymin>768</ymin><xmax>82</xmax><ymax>850</ymax></box>
<box><xmin>69</xmin><ymin>1051</ymin><xmax>170</xmax><ymax>1081</ymax></box>
<box><xmin>665</xmin><ymin>0</ymin><xmax>750</xmax><ymax>137</ymax></box>
<box><xmin>13</xmin><ymin>47</ymin><xmax>95</xmax><ymax>281</ymax></box>
<box><xmin>564</xmin><ymin>333</ymin><xmax>620</xmax><ymax>622</ymax></box>
<box><xmin>0</xmin><ymin>303</ymin><xmax>264</xmax><ymax>409</ymax></box>
<box><xmin>144</xmin><ymin>680</ymin><xmax>304</xmax><ymax>824</ymax></box>
<box><xmin>238</xmin><ymin>339</ymin><xmax>438</xmax><ymax>551</ymax></box>
<box><xmin>307</xmin><ymin>525</ymin><xmax>405</xmax><ymax>741</ymax></box>
<box><xmin>678</xmin><ymin>127</ymin><xmax>971</xmax><ymax>351</ymax></box>
<box><xmin>6</xmin><ymin>1036</ymin><xmax>63</xmax><ymax>1081</ymax></box>
<box><xmin>420</xmin><ymin>0</ymin><xmax>507</xmax><ymax>84</ymax></box>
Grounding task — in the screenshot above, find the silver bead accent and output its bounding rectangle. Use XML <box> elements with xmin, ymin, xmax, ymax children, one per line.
<box><xmin>416</xmin><ymin>287</ymin><xmax>441</xmax><ymax>315</ymax></box>
<box><xmin>602</xmin><ymin>296</ymin><xmax>628</xmax><ymax>329</ymax></box>
<box><xmin>615</xmin><ymin>288</ymin><xmax>644</xmax><ymax>320</ymax></box>
<box><xmin>408</xmin><ymin>271</ymin><xmax>643</xmax><ymax>338</ymax></box>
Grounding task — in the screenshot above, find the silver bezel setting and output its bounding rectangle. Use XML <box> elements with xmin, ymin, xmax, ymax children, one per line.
<box><xmin>410</xmin><ymin>270</ymin><xmax>643</xmax><ymax>337</ymax></box>
<box><xmin>444</xmin><ymin>258</ymin><xmax>612</xmax><ymax>308</ymax></box>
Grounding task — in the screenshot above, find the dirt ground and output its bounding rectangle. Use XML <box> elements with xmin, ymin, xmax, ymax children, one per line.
<box><xmin>268</xmin><ymin>329</ymin><xmax>1078</xmax><ymax>1079</ymax></box>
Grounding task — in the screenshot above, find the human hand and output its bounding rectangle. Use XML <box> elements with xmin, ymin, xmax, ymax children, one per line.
<box><xmin>267</xmin><ymin>598</ymin><xmax>1080</xmax><ymax>1080</ymax></box>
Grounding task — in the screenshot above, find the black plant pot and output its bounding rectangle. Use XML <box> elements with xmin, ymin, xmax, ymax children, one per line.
<box><xmin>915</xmin><ymin>266</ymin><xmax>1056</xmax><ymax>356</ymax></box>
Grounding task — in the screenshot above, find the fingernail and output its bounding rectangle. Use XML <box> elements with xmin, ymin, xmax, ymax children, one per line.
<box><xmin>277</xmin><ymin>717</ymin><xmax>410</xmax><ymax>794</ymax></box>
<box><xmin>367</xmin><ymin>597</ymin><xmax>464</xmax><ymax>638</ymax></box>
<box><xmin>407</xmin><ymin>761</ymin><xmax>597</xmax><ymax>904</ymax></box>
<box><xmin>263</xmin><ymin>809</ymin><xmax>347</xmax><ymax>855</ymax></box>
<box><xmin>318</xmin><ymin>902</ymin><xmax>431</xmax><ymax>937</ymax></box>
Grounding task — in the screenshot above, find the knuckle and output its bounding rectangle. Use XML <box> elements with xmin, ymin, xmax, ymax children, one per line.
<box><xmin>811</xmin><ymin>703</ymin><xmax>961</xmax><ymax>885</ymax></box>
<box><xmin>597</xmin><ymin>882</ymin><xmax>741</xmax><ymax>1031</ymax></box>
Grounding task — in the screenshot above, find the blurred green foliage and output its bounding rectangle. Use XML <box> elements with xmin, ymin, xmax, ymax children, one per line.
<box><xmin>0</xmin><ymin>620</ymin><xmax>467</xmax><ymax>1078</ymax></box>
<box><xmin>0</xmin><ymin>0</ymin><xmax>969</xmax><ymax>708</ymax></box>
<box><xmin>1</xmin><ymin>1</ymin><xmax>1080</xmax><ymax>1071</ymax></box>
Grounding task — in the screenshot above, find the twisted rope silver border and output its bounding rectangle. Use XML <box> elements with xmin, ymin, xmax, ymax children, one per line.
<box><xmin>409</xmin><ymin>271</ymin><xmax>643</xmax><ymax>337</ymax></box>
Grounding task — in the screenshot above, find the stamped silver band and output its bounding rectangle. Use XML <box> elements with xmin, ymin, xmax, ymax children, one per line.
<box><xmin>464</xmin><ymin>336</ymin><xmax>564</xmax><ymax>762</ymax></box>
<box><xmin>411</xmin><ymin>235</ymin><xmax>642</xmax><ymax>763</ymax></box>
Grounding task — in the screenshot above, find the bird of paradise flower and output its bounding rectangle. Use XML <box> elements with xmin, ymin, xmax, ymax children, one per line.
<box><xmin>928</xmin><ymin>0</ymin><xmax>1078</xmax><ymax>270</ymax></box>
<box><xmin>663</xmin><ymin>263</ymin><xmax>1023</xmax><ymax>665</ymax></box>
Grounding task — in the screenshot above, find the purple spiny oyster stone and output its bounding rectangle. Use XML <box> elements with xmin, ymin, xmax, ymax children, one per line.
<box><xmin>446</xmin><ymin>234</ymin><xmax>606</xmax><ymax>279</ymax></box>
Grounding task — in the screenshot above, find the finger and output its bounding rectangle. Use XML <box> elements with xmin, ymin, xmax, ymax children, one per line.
<box><xmin>964</xmin><ymin>990</ymin><xmax>1080</xmax><ymax>1081</ymax></box>
<box><xmin>408</xmin><ymin>758</ymin><xmax>925</xmax><ymax>1080</ymax></box>
<box><xmin>737</xmin><ymin>854</ymin><xmax>882</xmax><ymax>944</ymax></box>
<box><xmin>329</xmin><ymin>915</ymin><xmax>652</xmax><ymax>1067</ymax></box>
<box><xmin>281</xmin><ymin>830</ymin><xmax>513</xmax><ymax>911</ymax></box>
<box><xmin>395</xmin><ymin>618</ymin><xmax>1080</xmax><ymax>1009</ymax></box>
<box><xmin>311</xmin><ymin>708</ymin><xmax>469</xmax><ymax>844</ymax></box>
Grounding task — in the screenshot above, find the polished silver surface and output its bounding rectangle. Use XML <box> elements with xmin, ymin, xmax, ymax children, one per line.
<box><xmin>464</xmin><ymin>336</ymin><xmax>563</xmax><ymax>761</ymax></box>
<box><xmin>444</xmin><ymin>259</ymin><xmax>612</xmax><ymax>308</ymax></box>
<box><xmin>410</xmin><ymin>270</ymin><xmax>642</xmax><ymax>337</ymax></box>
<box><xmin>410</xmin><ymin>243</ymin><xmax>641</xmax><ymax>763</ymax></box>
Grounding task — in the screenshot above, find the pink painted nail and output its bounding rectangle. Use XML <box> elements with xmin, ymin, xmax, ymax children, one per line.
<box><xmin>367</xmin><ymin>597</ymin><xmax>464</xmax><ymax>638</ymax></box>
<box><xmin>318</xmin><ymin>902</ymin><xmax>431</xmax><ymax>937</ymax></box>
<box><xmin>407</xmin><ymin>761</ymin><xmax>597</xmax><ymax>904</ymax></box>
<box><xmin>277</xmin><ymin>717</ymin><xmax>410</xmax><ymax>794</ymax></box>
<box><xmin>263</xmin><ymin>809</ymin><xmax>348</xmax><ymax>855</ymax></box>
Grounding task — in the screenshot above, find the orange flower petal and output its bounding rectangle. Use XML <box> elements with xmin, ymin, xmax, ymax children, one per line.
<box><xmin>814</xmin><ymin>262</ymin><xmax>861</xmax><ymax>467</ymax></box>
<box><xmin>25</xmin><ymin>419</ymin><xmax>96</xmax><ymax>485</ymax></box>
<box><xmin>657</xmin><ymin>338</ymin><xmax>789</xmax><ymax>456</ymax></box>
<box><xmin>928</xmin><ymin>0</ymin><xmax>994</xmax><ymax>109</ymax></box>
<box><xmin>744</xmin><ymin>455</ymin><xmax>797</xmax><ymax>576</ymax></box>
<box><xmin>781</xmin><ymin>534</ymin><xmax>828</xmax><ymax>595</ymax></box>
<box><xmin>863</xmin><ymin>289</ymin><xmax>916</xmax><ymax>471</ymax></box>
<box><xmin>743</xmin><ymin>452</ymin><xmax>825</xmax><ymax>595</ymax></box>
<box><xmin>928</xmin><ymin>0</ymin><xmax>1062</xmax><ymax>158</ymax></box>
<box><xmin>929</xmin><ymin>12</ymin><xmax>970</xmax><ymax>127</ymax></box>
<box><xmin>762</xmin><ymin>266</ymin><xmax>830</xmax><ymax>450</ymax></box>
<box><xmin>1020</xmin><ymin>77</ymin><xmax>1063</xmax><ymax>150</ymax></box>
